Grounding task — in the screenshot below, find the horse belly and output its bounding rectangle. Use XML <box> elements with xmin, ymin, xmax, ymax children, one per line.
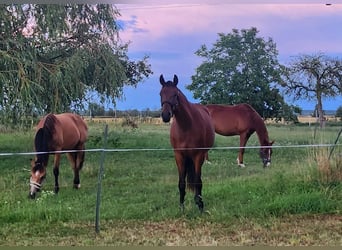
<box><xmin>212</xmin><ymin>115</ymin><xmax>242</xmax><ymax>136</ymax></box>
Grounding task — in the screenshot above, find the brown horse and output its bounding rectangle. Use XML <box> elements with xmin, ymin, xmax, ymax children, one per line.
<box><xmin>160</xmin><ymin>74</ymin><xmax>215</xmax><ymax>212</ymax></box>
<box><xmin>29</xmin><ymin>113</ymin><xmax>88</xmax><ymax>199</ymax></box>
<box><xmin>206</xmin><ymin>104</ymin><xmax>274</xmax><ymax>168</ymax></box>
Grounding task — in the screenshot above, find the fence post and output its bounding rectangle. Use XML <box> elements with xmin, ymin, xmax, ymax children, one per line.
<box><xmin>95</xmin><ymin>124</ymin><xmax>108</xmax><ymax>233</ymax></box>
<box><xmin>329</xmin><ymin>127</ymin><xmax>342</xmax><ymax>160</ymax></box>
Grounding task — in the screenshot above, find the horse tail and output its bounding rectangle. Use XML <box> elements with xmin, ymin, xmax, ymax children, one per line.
<box><xmin>185</xmin><ymin>157</ymin><xmax>196</xmax><ymax>192</ymax></box>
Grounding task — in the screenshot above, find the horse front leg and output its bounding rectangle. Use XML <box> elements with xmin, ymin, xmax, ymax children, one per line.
<box><xmin>175</xmin><ymin>154</ymin><xmax>186</xmax><ymax>212</ymax></box>
<box><xmin>53</xmin><ymin>154</ymin><xmax>61</xmax><ymax>194</ymax></box>
<box><xmin>238</xmin><ymin>132</ymin><xmax>254</xmax><ymax>168</ymax></box>
<box><xmin>237</xmin><ymin>134</ymin><xmax>248</xmax><ymax>168</ymax></box>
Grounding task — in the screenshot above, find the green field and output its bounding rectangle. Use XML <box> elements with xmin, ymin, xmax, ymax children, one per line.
<box><xmin>0</xmin><ymin>121</ymin><xmax>341</xmax><ymax>246</ymax></box>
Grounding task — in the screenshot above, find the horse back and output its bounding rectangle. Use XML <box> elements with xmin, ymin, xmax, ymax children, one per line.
<box><xmin>36</xmin><ymin>113</ymin><xmax>87</xmax><ymax>151</ymax></box>
<box><xmin>206</xmin><ymin>103</ymin><xmax>261</xmax><ymax>136</ymax></box>
<box><xmin>54</xmin><ymin>113</ymin><xmax>88</xmax><ymax>149</ymax></box>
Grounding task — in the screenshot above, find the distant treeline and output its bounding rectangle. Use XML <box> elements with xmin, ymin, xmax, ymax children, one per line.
<box><xmin>84</xmin><ymin>109</ymin><xmax>338</xmax><ymax>118</ymax></box>
<box><xmin>82</xmin><ymin>108</ymin><xmax>338</xmax><ymax>119</ymax></box>
<box><xmin>84</xmin><ymin>108</ymin><xmax>162</xmax><ymax>118</ymax></box>
<box><xmin>301</xmin><ymin>110</ymin><xmax>336</xmax><ymax>116</ymax></box>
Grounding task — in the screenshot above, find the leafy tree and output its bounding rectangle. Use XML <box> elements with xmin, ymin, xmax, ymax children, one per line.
<box><xmin>88</xmin><ymin>103</ymin><xmax>105</xmax><ymax>117</ymax></box>
<box><xmin>0</xmin><ymin>4</ymin><xmax>152</xmax><ymax>127</ymax></box>
<box><xmin>336</xmin><ymin>106</ymin><xmax>342</xmax><ymax>121</ymax></box>
<box><xmin>187</xmin><ymin>27</ymin><xmax>294</xmax><ymax>120</ymax></box>
<box><xmin>280</xmin><ymin>53</ymin><xmax>342</xmax><ymax>127</ymax></box>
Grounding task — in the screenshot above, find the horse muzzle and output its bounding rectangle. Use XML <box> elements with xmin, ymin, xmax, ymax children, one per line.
<box><xmin>263</xmin><ymin>159</ymin><xmax>271</xmax><ymax>168</ymax></box>
<box><xmin>29</xmin><ymin>179</ymin><xmax>42</xmax><ymax>199</ymax></box>
<box><xmin>161</xmin><ymin>110</ymin><xmax>172</xmax><ymax>123</ymax></box>
<box><xmin>29</xmin><ymin>192</ymin><xmax>36</xmax><ymax>199</ymax></box>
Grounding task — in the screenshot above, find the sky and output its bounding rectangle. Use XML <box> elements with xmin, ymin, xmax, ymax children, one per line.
<box><xmin>108</xmin><ymin>1</ymin><xmax>342</xmax><ymax>111</ymax></box>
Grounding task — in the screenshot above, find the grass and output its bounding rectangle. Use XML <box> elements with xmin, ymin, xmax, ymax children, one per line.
<box><xmin>0</xmin><ymin>121</ymin><xmax>341</xmax><ymax>245</ymax></box>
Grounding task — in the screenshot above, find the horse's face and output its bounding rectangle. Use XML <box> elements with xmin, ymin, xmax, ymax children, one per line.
<box><xmin>159</xmin><ymin>74</ymin><xmax>179</xmax><ymax>123</ymax></box>
<box><xmin>29</xmin><ymin>160</ymin><xmax>46</xmax><ymax>199</ymax></box>
<box><xmin>259</xmin><ymin>141</ymin><xmax>274</xmax><ymax>167</ymax></box>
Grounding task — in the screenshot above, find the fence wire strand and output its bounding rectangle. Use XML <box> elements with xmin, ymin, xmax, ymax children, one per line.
<box><xmin>0</xmin><ymin>143</ymin><xmax>341</xmax><ymax>157</ymax></box>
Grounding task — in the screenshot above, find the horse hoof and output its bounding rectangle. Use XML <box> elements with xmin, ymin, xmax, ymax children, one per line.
<box><xmin>204</xmin><ymin>210</ymin><xmax>211</xmax><ymax>216</ymax></box>
<box><xmin>179</xmin><ymin>203</ymin><xmax>185</xmax><ymax>212</ymax></box>
<box><xmin>74</xmin><ymin>184</ymin><xmax>81</xmax><ymax>189</ymax></box>
<box><xmin>29</xmin><ymin>192</ymin><xmax>36</xmax><ymax>199</ymax></box>
<box><xmin>238</xmin><ymin>163</ymin><xmax>246</xmax><ymax>168</ymax></box>
<box><xmin>195</xmin><ymin>195</ymin><xmax>204</xmax><ymax>212</ymax></box>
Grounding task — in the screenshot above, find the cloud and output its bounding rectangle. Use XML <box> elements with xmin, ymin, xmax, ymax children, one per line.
<box><xmin>114</xmin><ymin>3</ymin><xmax>342</xmax><ymax>110</ymax></box>
<box><xmin>117</xmin><ymin>3</ymin><xmax>342</xmax><ymax>55</ymax></box>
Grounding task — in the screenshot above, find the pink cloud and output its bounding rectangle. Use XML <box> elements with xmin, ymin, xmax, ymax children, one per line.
<box><xmin>117</xmin><ymin>3</ymin><xmax>342</xmax><ymax>57</ymax></box>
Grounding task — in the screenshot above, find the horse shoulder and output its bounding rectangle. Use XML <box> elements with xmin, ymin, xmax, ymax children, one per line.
<box><xmin>195</xmin><ymin>104</ymin><xmax>215</xmax><ymax>144</ymax></box>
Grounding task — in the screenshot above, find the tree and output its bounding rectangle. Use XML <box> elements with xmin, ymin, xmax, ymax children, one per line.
<box><xmin>280</xmin><ymin>53</ymin><xmax>342</xmax><ymax>128</ymax></box>
<box><xmin>336</xmin><ymin>106</ymin><xmax>342</xmax><ymax>121</ymax></box>
<box><xmin>88</xmin><ymin>103</ymin><xmax>105</xmax><ymax>117</ymax></box>
<box><xmin>187</xmin><ymin>27</ymin><xmax>294</xmax><ymax>120</ymax></box>
<box><xmin>0</xmin><ymin>4</ymin><xmax>152</xmax><ymax>127</ymax></box>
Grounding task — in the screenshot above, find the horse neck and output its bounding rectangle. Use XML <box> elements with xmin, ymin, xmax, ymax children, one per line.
<box><xmin>254</xmin><ymin>117</ymin><xmax>270</xmax><ymax>146</ymax></box>
<box><xmin>173</xmin><ymin>92</ymin><xmax>193</xmax><ymax>129</ymax></box>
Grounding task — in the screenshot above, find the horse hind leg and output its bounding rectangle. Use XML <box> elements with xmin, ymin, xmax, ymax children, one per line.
<box><xmin>193</xmin><ymin>154</ymin><xmax>205</xmax><ymax>212</ymax></box>
<box><xmin>67</xmin><ymin>152</ymin><xmax>81</xmax><ymax>189</ymax></box>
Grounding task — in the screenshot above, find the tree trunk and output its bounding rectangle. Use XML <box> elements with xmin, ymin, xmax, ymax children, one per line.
<box><xmin>317</xmin><ymin>93</ymin><xmax>325</xmax><ymax>128</ymax></box>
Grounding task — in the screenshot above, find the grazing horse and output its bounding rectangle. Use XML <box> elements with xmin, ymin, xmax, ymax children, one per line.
<box><xmin>29</xmin><ymin>113</ymin><xmax>88</xmax><ymax>199</ymax></box>
<box><xmin>206</xmin><ymin>104</ymin><xmax>274</xmax><ymax>168</ymax></box>
<box><xmin>160</xmin><ymin>74</ymin><xmax>215</xmax><ymax>212</ymax></box>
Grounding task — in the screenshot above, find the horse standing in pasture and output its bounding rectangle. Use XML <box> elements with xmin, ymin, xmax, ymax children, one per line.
<box><xmin>29</xmin><ymin>113</ymin><xmax>88</xmax><ymax>199</ymax></box>
<box><xmin>160</xmin><ymin>74</ymin><xmax>215</xmax><ymax>212</ymax></box>
<box><xmin>206</xmin><ymin>104</ymin><xmax>274</xmax><ymax>168</ymax></box>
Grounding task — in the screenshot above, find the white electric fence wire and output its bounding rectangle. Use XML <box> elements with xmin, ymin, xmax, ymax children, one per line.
<box><xmin>0</xmin><ymin>143</ymin><xmax>341</xmax><ymax>157</ymax></box>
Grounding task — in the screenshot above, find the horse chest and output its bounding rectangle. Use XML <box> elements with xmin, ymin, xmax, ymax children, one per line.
<box><xmin>170</xmin><ymin>120</ymin><xmax>213</xmax><ymax>149</ymax></box>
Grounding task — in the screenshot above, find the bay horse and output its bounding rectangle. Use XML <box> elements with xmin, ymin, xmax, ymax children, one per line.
<box><xmin>29</xmin><ymin>113</ymin><xmax>88</xmax><ymax>199</ymax></box>
<box><xmin>160</xmin><ymin>74</ymin><xmax>215</xmax><ymax>212</ymax></box>
<box><xmin>206</xmin><ymin>104</ymin><xmax>274</xmax><ymax>168</ymax></box>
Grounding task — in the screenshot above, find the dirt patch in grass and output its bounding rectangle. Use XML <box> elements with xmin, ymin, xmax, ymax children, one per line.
<box><xmin>95</xmin><ymin>214</ymin><xmax>342</xmax><ymax>246</ymax></box>
<box><xmin>7</xmin><ymin>214</ymin><xmax>339</xmax><ymax>246</ymax></box>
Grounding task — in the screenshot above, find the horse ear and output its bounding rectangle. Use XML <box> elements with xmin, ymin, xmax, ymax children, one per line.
<box><xmin>270</xmin><ymin>140</ymin><xmax>275</xmax><ymax>145</ymax></box>
<box><xmin>160</xmin><ymin>74</ymin><xmax>166</xmax><ymax>86</ymax></box>
<box><xmin>173</xmin><ymin>75</ymin><xmax>178</xmax><ymax>85</ymax></box>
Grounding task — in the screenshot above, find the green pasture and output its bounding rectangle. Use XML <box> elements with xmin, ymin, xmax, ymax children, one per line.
<box><xmin>0</xmin><ymin>121</ymin><xmax>341</xmax><ymax>246</ymax></box>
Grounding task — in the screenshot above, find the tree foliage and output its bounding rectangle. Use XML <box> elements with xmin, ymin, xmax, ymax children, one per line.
<box><xmin>336</xmin><ymin>106</ymin><xmax>342</xmax><ymax>121</ymax></box>
<box><xmin>281</xmin><ymin>53</ymin><xmax>342</xmax><ymax>127</ymax></box>
<box><xmin>187</xmin><ymin>27</ymin><xmax>295</xmax><ymax>120</ymax></box>
<box><xmin>0</xmin><ymin>4</ymin><xmax>152</xmax><ymax>127</ymax></box>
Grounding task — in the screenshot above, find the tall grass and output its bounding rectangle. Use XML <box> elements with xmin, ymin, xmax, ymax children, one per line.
<box><xmin>0</xmin><ymin>121</ymin><xmax>341</xmax><ymax>245</ymax></box>
<box><xmin>308</xmin><ymin>145</ymin><xmax>342</xmax><ymax>185</ymax></box>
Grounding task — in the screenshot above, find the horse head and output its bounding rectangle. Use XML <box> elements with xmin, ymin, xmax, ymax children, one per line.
<box><xmin>259</xmin><ymin>140</ymin><xmax>274</xmax><ymax>168</ymax></box>
<box><xmin>160</xmin><ymin>74</ymin><xmax>180</xmax><ymax>123</ymax></box>
<box><xmin>29</xmin><ymin>158</ymin><xmax>47</xmax><ymax>199</ymax></box>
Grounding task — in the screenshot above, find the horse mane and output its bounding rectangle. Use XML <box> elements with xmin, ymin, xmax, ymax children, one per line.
<box><xmin>34</xmin><ymin>114</ymin><xmax>57</xmax><ymax>166</ymax></box>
